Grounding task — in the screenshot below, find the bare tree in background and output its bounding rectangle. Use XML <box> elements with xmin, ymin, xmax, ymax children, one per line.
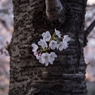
<box><xmin>9</xmin><ymin>0</ymin><xmax>88</xmax><ymax>95</ymax></box>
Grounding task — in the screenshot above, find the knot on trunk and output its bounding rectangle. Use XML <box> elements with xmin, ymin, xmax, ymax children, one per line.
<box><xmin>45</xmin><ymin>0</ymin><xmax>66</xmax><ymax>24</ymax></box>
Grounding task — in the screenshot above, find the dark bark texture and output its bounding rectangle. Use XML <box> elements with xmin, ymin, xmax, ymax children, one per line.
<box><xmin>9</xmin><ymin>0</ymin><xmax>87</xmax><ymax>95</ymax></box>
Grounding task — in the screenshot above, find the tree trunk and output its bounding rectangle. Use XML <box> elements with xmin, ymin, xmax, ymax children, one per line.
<box><xmin>9</xmin><ymin>0</ymin><xmax>87</xmax><ymax>95</ymax></box>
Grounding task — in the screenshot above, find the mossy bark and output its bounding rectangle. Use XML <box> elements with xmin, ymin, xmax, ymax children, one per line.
<box><xmin>9</xmin><ymin>0</ymin><xmax>87</xmax><ymax>95</ymax></box>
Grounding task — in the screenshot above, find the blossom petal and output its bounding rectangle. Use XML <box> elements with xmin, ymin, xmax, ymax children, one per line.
<box><xmin>62</xmin><ymin>42</ymin><xmax>68</xmax><ymax>49</ymax></box>
<box><xmin>49</xmin><ymin>40</ymin><xmax>57</xmax><ymax>50</ymax></box>
<box><xmin>49</xmin><ymin>61</ymin><xmax>53</xmax><ymax>65</ymax></box>
<box><xmin>40</xmin><ymin>53</ymin><xmax>50</xmax><ymax>66</ymax></box>
<box><xmin>49</xmin><ymin>52</ymin><xmax>57</xmax><ymax>64</ymax></box>
<box><xmin>42</xmin><ymin>31</ymin><xmax>51</xmax><ymax>41</ymax></box>
<box><xmin>55</xmin><ymin>28</ymin><xmax>61</xmax><ymax>38</ymax></box>
<box><xmin>45</xmin><ymin>62</ymin><xmax>49</xmax><ymax>66</ymax></box>
<box><xmin>38</xmin><ymin>39</ymin><xmax>48</xmax><ymax>49</ymax></box>
<box><xmin>32</xmin><ymin>43</ymin><xmax>38</xmax><ymax>52</ymax></box>
<box><xmin>57</xmin><ymin>41</ymin><xmax>68</xmax><ymax>51</ymax></box>
<box><xmin>63</xmin><ymin>35</ymin><xmax>70</xmax><ymax>42</ymax></box>
<box><xmin>39</xmin><ymin>57</ymin><xmax>45</xmax><ymax>64</ymax></box>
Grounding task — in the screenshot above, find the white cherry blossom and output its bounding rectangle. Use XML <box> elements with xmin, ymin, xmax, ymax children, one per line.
<box><xmin>49</xmin><ymin>40</ymin><xmax>57</xmax><ymax>50</ymax></box>
<box><xmin>42</xmin><ymin>31</ymin><xmax>51</xmax><ymax>41</ymax></box>
<box><xmin>34</xmin><ymin>52</ymin><xmax>38</xmax><ymax>56</ymax></box>
<box><xmin>32</xmin><ymin>29</ymin><xmax>71</xmax><ymax>66</ymax></box>
<box><xmin>57</xmin><ymin>41</ymin><xmax>68</xmax><ymax>51</ymax></box>
<box><xmin>55</xmin><ymin>28</ymin><xmax>61</xmax><ymax>38</ymax></box>
<box><xmin>49</xmin><ymin>52</ymin><xmax>57</xmax><ymax>64</ymax></box>
<box><xmin>39</xmin><ymin>56</ymin><xmax>45</xmax><ymax>64</ymax></box>
<box><xmin>34</xmin><ymin>52</ymin><xmax>41</xmax><ymax>59</ymax></box>
<box><xmin>32</xmin><ymin>43</ymin><xmax>38</xmax><ymax>52</ymax></box>
<box><xmin>39</xmin><ymin>53</ymin><xmax>50</xmax><ymax>66</ymax></box>
<box><xmin>62</xmin><ymin>41</ymin><xmax>68</xmax><ymax>49</ymax></box>
<box><xmin>63</xmin><ymin>35</ymin><xmax>70</xmax><ymax>42</ymax></box>
<box><xmin>38</xmin><ymin>39</ymin><xmax>48</xmax><ymax>49</ymax></box>
<box><xmin>34</xmin><ymin>52</ymin><xmax>44</xmax><ymax>64</ymax></box>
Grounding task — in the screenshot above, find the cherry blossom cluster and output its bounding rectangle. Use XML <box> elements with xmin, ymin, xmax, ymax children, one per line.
<box><xmin>32</xmin><ymin>29</ymin><xmax>70</xmax><ymax>66</ymax></box>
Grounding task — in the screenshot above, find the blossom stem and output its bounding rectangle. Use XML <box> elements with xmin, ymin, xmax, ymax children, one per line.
<box><xmin>38</xmin><ymin>47</ymin><xmax>50</xmax><ymax>53</ymax></box>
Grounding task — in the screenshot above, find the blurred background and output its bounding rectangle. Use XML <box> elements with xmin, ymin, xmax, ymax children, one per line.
<box><xmin>0</xmin><ymin>0</ymin><xmax>95</xmax><ymax>95</ymax></box>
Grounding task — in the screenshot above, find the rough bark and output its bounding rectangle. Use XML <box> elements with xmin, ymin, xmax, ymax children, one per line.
<box><xmin>9</xmin><ymin>0</ymin><xmax>87</xmax><ymax>95</ymax></box>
